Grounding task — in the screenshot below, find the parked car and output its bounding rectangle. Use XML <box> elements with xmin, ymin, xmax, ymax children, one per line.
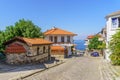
<box><xmin>91</xmin><ymin>52</ymin><xmax>99</xmax><ymax>57</ymax></box>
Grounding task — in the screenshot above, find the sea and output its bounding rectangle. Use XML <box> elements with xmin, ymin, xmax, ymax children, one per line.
<box><xmin>74</xmin><ymin>40</ymin><xmax>86</xmax><ymax>51</ymax></box>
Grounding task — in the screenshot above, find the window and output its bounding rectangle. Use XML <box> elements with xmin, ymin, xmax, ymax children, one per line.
<box><xmin>37</xmin><ymin>47</ymin><xmax>39</xmax><ymax>55</ymax></box>
<box><xmin>48</xmin><ymin>45</ymin><xmax>50</xmax><ymax>53</ymax></box>
<box><xmin>43</xmin><ymin>46</ymin><xmax>45</xmax><ymax>53</ymax></box>
<box><xmin>39</xmin><ymin>49</ymin><xmax>43</xmax><ymax>53</ymax></box>
<box><xmin>49</xmin><ymin>36</ymin><xmax>53</xmax><ymax>42</ymax></box>
<box><xmin>67</xmin><ymin>36</ymin><xmax>70</xmax><ymax>43</ymax></box>
<box><xmin>112</xmin><ymin>18</ymin><xmax>118</xmax><ymax>28</ymax></box>
<box><xmin>45</xmin><ymin>46</ymin><xmax>48</xmax><ymax>53</ymax></box>
<box><xmin>61</xmin><ymin>36</ymin><xmax>64</xmax><ymax>42</ymax></box>
<box><xmin>54</xmin><ymin>36</ymin><xmax>57</xmax><ymax>43</ymax></box>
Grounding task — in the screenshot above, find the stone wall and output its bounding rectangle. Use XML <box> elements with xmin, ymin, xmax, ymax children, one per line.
<box><xmin>6</xmin><ymin>53</ymin><xmax>49</xmax><ymax>64</ymax></box>
<box><xmin>51</xmin><ymin>55</ymin><xmax>65</xmax><ymax>60</ymax></box>
<box><xmin>5</xmin><ymin>42</ymin><xmax>51</xmax><ymax>64</ymax></box>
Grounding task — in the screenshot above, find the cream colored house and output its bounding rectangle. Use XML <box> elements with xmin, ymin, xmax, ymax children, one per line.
<box><xmin>4</xmin><ymin>37</ymin><xmax>52</xmax><ymax>64</ymax></box>
<box><xmin>44</xmin><ymin>27</ymin><xmax>77</xmax><ymax>57</ymax></box>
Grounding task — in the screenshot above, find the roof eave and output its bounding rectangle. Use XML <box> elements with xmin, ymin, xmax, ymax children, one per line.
<box><xmin>44</xmin><ymin>34</ymin><xmax>77</xmax><ymax>36</ymax></box>
<box><xmin>31</xmin><ymin>43</ymin><xmax>53</xmax><ymax>46</ymax></box>
<box><xmin>3</xmin><ymin>37</ymin><xmax>26</xmax><ymax>45</ymax></box>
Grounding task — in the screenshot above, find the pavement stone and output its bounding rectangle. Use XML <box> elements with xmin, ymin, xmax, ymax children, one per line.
<box><xmin>23</xmin><ymin>56</ymin><xmax>102</xmax><ymax>80</ymax></box>
<box><xmin>0</xmin><ymin>60</ymin><xmax>64</xmax><ymax>80</ymax></box>
<box><xmin>100</xmin><ymin>58</ymin><xmax>120</xmax><ymax>80</ymax></box>
<box><xmin>1</xmin><ymin>56</ymin><xmax>120</xmax><ymax>80</ymax></box>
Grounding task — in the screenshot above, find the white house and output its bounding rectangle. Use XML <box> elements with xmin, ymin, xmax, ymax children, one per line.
<box><xmin>105</xmin><ymin>10</ymin><xmax>120</xmax><ymax>61</ymax></box>
<box><xmin>84</xmin><ymin>35</ymin><xmax>94</xmax><ymax>50</ymax></box>
<box><xmin>44</xmin><ymin>27</ymin><xmax>77</xmax><ymax>56</ymax></box>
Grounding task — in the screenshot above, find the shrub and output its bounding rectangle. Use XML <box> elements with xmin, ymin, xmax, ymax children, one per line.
<box><xmin>109</xmin><ymin>29</ymin><xmax>120</xmax><ymax>65</ymax></box>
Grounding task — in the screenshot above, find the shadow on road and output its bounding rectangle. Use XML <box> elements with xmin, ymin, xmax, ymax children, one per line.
<box><xmin>0</xmin><ymin>58</ymin><xmax>56</xmax><ymax>73</ymax></box>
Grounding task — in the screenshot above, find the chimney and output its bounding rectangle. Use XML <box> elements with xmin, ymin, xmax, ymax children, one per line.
<box><xmin>52</xmin><ymin>26</ymin><xmax>56</xmax><ymax>29</ymax></box>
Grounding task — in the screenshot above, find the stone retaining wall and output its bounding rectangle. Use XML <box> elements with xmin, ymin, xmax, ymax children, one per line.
<box><xmin>5</xmin><ymin>41</ymin><xmax>51</xmax><ymax>64</ymax></box>
<box><xmin>6</xmin><ymin>53</ymin><xmax>49</xmax><ymax>64</ymax></box>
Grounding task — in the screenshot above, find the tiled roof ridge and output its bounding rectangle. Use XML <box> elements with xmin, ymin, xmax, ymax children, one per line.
<box><xmin>4</xmin><ymin>37</ymin><xmax>53</xmax><ymax>46</ymax></box>
<box><xmin>46</xmin><ymin>28</ymin><xmax>57</xmax><ymax>34</ymax></box>
<box><xmin>57</xmin><ymin>28</ymin><xmax>74</xmax><ymax>34</ymax></box>
<box><xmin>44</xmin><ymin>27</ymin><xmax>76</xmax><ymax>35</ymax></box>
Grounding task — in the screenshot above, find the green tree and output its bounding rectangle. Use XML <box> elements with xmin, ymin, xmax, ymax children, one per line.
<box><xmin>5</xmin><ymin>19</ymin><xmax>43</xmax><ymax>38</ymax></box>
<box><xmin>0</xmin><ymin>32</ymin><xmax>5</xmax><ymax>52</ymax></box>
<box><xmin>109</xmin><ymin>30</ymin><xmax>120</xmax><ymax>65</ymax></box>
<box><xmin>0</xmin><ymin>19</ymin><xmax>43</xmax><ymax>53</ymax></box>
<box><xmin>14</xmin><ymin>19</ymin><xmax>43</xmax><ymax>38</ymax></box>
<box><xmin>88</xmin><ymin>36</ymin><xmax>102</xmax><ymax>50</ymax></box>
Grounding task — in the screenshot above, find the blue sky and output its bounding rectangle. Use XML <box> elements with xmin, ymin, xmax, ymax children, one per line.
<box><xmin>0</xmin><ymin>0</ymin><xmax>120</xmax><ymax>40</ymax></box>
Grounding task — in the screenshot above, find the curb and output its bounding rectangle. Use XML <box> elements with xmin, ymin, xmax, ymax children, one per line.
<box><xmin>9</xmin><ymin>61</ymin><xmax>65</xmax><ymax>80</ymax></box>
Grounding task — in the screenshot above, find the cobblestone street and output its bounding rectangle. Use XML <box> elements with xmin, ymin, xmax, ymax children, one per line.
<box><xmin>24</xmin><ymin>56</ymin><xmax>102</xmax><ymax>80</ymax></box>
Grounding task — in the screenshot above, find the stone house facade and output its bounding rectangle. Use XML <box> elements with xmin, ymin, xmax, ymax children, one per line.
<box><xmin>4</xmin><ymin>37</ymin><xmax>52</xmax><ymax>64</ymax></box>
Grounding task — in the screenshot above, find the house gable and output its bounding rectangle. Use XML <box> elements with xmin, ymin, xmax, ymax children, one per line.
<box><xmin>5</xmin><ymin>43</ymin><xmax>26</xmax><ymax>53</ymax></box>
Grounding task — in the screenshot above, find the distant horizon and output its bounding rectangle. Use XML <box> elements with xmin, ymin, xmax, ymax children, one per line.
<box><xmin>74</xmin><ymin>39</ymin><xmax>86</xmax><ymax>50</ymax></box>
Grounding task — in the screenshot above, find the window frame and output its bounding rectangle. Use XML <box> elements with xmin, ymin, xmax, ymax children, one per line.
<box><xmin>61</xmin><ymin>36</ymin><xmax>65</xmax><ymax>43</ymax></box>
<box><xmin>67</xmin><ymin>36</ymin><xmax>70</xmax><ymax>43</ymax></box>
<box><xmin>49</xmin><ymin>36</ymin><xmax>53</xmax><ymax>42</ymax></box>
<box><xmin>111</xmin><ymin>17</ymin><xmax>118</xmax><ymax>29</ymax></box>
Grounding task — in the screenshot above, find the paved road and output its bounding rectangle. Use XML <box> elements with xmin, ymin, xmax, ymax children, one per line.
<box><xmin>24</xmin><ymin>56</ymin><xmax>102</xmax><ymax>80</ymax></box>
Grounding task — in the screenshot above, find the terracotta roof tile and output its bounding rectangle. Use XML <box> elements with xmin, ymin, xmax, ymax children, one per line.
<box><xmin>5</xmin><ymin>43</ymin><xmax>26</xmax><ymax>53</ymax></box>
<box><xmin>4</xmin><ymin>37</ymin><xmax>53</xmax><ymax>46</ymax></box>
<box><xmin>22</xmin><ymin>37</ymin><xmax>53</xmax><ymax>45</ymax></box>
<box><xmin>87</xmin><ymin>35</ymin><xmax>94</xmax><ymax>39</ymax></box>
<box><xmin>87</xmin><ymin>35</ymin><xmax>102</xmax><ymax>39</ymax></box>
<box><xmin>51</xmin><ymin>46</ymin><xmax>65</xmax><ymax>55</ymax></box>
<box><xmin>51</xmin><ymin>46</ymin><xmax>64</xmax><ymax>51</ymax></box>
<box><xmin>44</xmin><ymin>27</ymin><xmax>77</xmax><ymax>36</ymax></box>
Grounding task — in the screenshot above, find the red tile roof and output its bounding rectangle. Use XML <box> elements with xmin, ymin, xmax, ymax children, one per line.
<box><xmin>4</xmin><ymin>37</ymin><xmax>53</xmax><ymax>46</ymax></box>
<box><xmin>22</xmin><ymin>37</ymin><xmax>53</xmax><ymax>45</ymax></box>
<box><xmin>51</xmin><ymin>46</ymin><xmax>64</xmax><ymax>51</ymax></box>
<box><xmin>51</xmin><ymin>46</ymin><xmax>65</xmax><ymax>55</ymax></box>
<box><xmin>87</xmin><ymin>35</ymin><xmax>102</xmax><ymax>39</ymax></box>
<box><xmin>44</xmin><ymin>27</ymin><xmax>77</xmax><ymax>36</ymax></box>
<box><xmin>5</xmin><ymin>43</ymin><xmax>26</xmax><ymax>53</ymax></box>
<box><xmin>87</xmin><ymin>35</ymin><xmax>94</xmax><ymax>39</ymax></box>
